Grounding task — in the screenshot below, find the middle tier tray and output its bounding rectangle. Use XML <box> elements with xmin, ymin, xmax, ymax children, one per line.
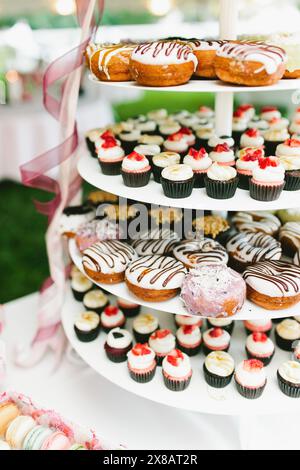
<box><xmin>78</xmin><ymin>150</ymin><xmax>300</xmax><ymax>211</ymax></box>
<box><xmin>69</xmin><ymin>239</ymin><xmax>300</xmax><ymax>321</ymax></box>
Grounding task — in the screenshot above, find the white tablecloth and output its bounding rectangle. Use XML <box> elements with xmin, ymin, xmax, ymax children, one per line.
<box><xmin>1</xmin><ymin>293</ymin><xmax>300</xmax><ymax>450</ymax></box>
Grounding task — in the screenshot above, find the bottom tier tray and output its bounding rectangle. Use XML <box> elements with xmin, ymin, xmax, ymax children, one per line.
<box><xmin>62</xmin><ymin>287</ymin><xmax>298</xmax><ymax>416</ymax></box>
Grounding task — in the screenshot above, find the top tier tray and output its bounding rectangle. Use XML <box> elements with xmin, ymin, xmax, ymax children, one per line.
<box><xmin>89</xmin><ymin>75</ymin><xmax>300</xmax><ymax>94</ymax></box>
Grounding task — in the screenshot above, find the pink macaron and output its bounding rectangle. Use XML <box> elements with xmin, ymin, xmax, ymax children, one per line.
<box><xmin>41</xmin><ymin>431</ymin><xmax>71</xmax><ymax>450</ymax></box>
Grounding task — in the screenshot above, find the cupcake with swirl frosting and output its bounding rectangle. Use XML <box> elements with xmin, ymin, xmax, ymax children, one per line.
<box><xmin>236</xmin><ymin>147</ymin><xmax>263</xmax><ymax>190</ymax></box>
<box><xmin>240</xmin><ymin>128</ymin><xmax>264</xmax><ymax>149</ymax></box>
<box><xmin>133</xmin><ymin>314</ymin><xmax>159</xmax><ymax>343</ymax></box>
<box><xmin>161</xmin><ymin>164</ymin><xmax>194</xmax><ymax>198</ymax></box>
<box><xmin>276</xmin><ymin>138</ymin><xmax>300</xmax><ymax>190</ymax></box>
<box><xmin>100</xmin><ymin>305</ymin><xmax>126</xmax><ymax>333</ymax></box>
<box><xmin>183</xmin><ymin>147</ymin><xmax>212</xmax><ymax>188</ymax></box>
<box><xmin>162</xmin><ymin>349</ymin><xmax>192</xmax><ymax>391</ymax></box>
<box><xmin>207</xmin><ymin>135</ymin><xmax>235</xmax><ymax>153</ymax></box>
<box><xmin>121</xmin><ymin>151</ymin><xmax>151</xmax><ymax>188</ymax></box>
<box><xmin>277</xmin><ymin>360</ymin><xmax>300</xmax><ymax>397</ymax></box>
<box><xmin>104</xmin><ymin>327</ymin><xmax>133</xmax><ymax>363</ymax></box>
<box><xmin>249</xmin><ymin>156</ymin><xmax>285</xmax><ymax>202</ymax></box>
<box><xmin>204</xmin><ymin>162</ymin><xmax>238</xmax><ymax>199</ymax></box>
<box><xmin>97</xmin><ymin>137</ymin><xmax>125</xmax><ymax>175</ymax></box>
<box><xmin>203</xmin><ymin>351</ymin><xmax>235</xmax><ymax>388</ymax></box>
<box><xmin>176</xmin><ymin>325</ymin><xmax>202</xmax><ymax>356</ymax></box>
<box><xmin>152</xmin><ymin>151</ymin><xmax>180</xmax><ymax>183</ymax></box>
<box><xmin>127</xmin><ymin>343</ymin><xmax>157</xmax><ymax>383</ymax></box>
<box><xmin>275</xmin><ymin>319</ymin><xmax>300</xmax><ymax>351</ymax></box>
<box><xmin>74</xmin><ymin>311</ymin><xmax>100</xmax><ymax>342</ymax></box>
<box><xmin>209</xmin><ymin>143</ymin><xmax>235</xmax><ymax>167</ymax></box>
<box><xmin>149</xmin><ymin>329</ymin><xmax>176</xmax><ymax>365</ymax></box>
<box><xmin>235</xmin><ymin>359</ymin><xmax>267</xmax><ymax>399</ymax></box>
<box><xmin>264</xmin><ymin>128</ymin><xmax>290</xmax><ymax>155</ymax></box>
<box><xmin>246</xmin><ymin>332</ymin><xmax>275</xmax><ymax>366</ymax></box>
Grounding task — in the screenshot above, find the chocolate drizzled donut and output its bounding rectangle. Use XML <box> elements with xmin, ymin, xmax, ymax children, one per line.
<box><xmin>232</xmin><ymin>211</ymin><xmax>281</xmax><ymax>236</ymax></box>
<box><xmin>173</xmin><ymin>239</ymin><xmax>228</xmax><ymax>268</ymax></box>
<box><xmin>82</xmin><ymin>240</ymin><xmax>137</xmax><ymax>273</ymax></box>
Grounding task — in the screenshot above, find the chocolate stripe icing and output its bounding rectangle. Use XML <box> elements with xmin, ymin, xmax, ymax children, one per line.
<box><xmin>226</xmin><ymin>232</ymin><xmax>282</xmax><ymax>264</ymax></box>
<box><xmin>243</xmin><ymin>260</ymin><xmax>300</xmax><ymax>295</ymax></box>
<box><xmin>174</xmin><ymin>239</ymin><xmax>228</xmax><ymax>267</ymax></box>
<box><xmin>83</xmin><ymin>240</ymin><xmax>137</xmax><ymax>273</ymax></box>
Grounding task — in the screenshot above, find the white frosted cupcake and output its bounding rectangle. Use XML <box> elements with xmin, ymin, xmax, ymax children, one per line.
<box><xmin>235</xmin><ymin>147</ymin><xmax>263</xmax><ymax>190</ymax></box>
<box><xmin>209</xmin><ymin>143</ymin><xmax>235</xmax><ymax>166</ymax></box>
<box><xmin>176</xmin><ymin>325</ymin><xmax>202</xmax><ymax>356</ymax></box>
<box><xmin>235</xmin><ymin>359</ymin><xmax>267</xmax><ymax>399</ymax></box>
<box><xmin>246</xmin><ymin>332</ymin><xmax>275</xmax><ymax>365</ymax></box>
<box><xmin>207</xmin><ymin>317</ymin><xmax>234</xmax><ymax>334</ymax></box>
<box><xmin>83</xmin><ymin>289</ymin><xmax>109</xmax><ymax>315</ymax></box>
<box><xmin>100</xmin><ymin>305</ymin><xmax>126</xmax><ymax>332</ymax></box>
<box><xmin>152</xmin><ymin>151</ymin><xmax>180</xmax><ymax>183</ymax></box>
<box><xmin>208</xmin><ymin>135</ymin><xmax>235</xmax><ymax>152</ymax></box>
<box><xmin>127</xmin><ymin>343</ymin><xmax>157</xmax><ymax>383</ymax></box>
<box><xmin>260</xmin><ymin>106</ymin><xmax>281</xmax><ymax>121</ymax></box>
<box><xmin>276</xmin><ymin>138</ymin><xmax>300</xmax><ymax>190</ymax></box>
<box><xmin>250</xmin><ymin>156</ymin><xmax>285</xmax><ymax>202</ymax></box>
<box><xmin>149</xmin><ymin>329</ymin><xmax>176</xmax><ymax>365</ymax></box>
<box><xmin>275</xmin><ymin>319</ymin><xmax>300</xmax><ymax>351</ymax></box>
<box><xmin>163</xmin><ymin>132</ymin><xmax>189</xmax><ymax>155</ymax></box>
<box><xmin>264</xmin><ymin>128</ymin><xmax>290</xmax><ymax>155</ymax></box>
<box><xmin>74</xmin><ymin>311</ymin><xmax>100</xmax><ymax>342</ymax></box>
<box><xmin>161</xmin><ymin>164</ymin><xmax>194</xmax><ymax>198</ymax></box>
<box><xmin>205</xmin><ymin>162</ymin><xmax>238</xmax><ymax>199</ymax></box>
<box><xmin>183</xmin><ymin>147</ymin><xmax>212</xmax><ymax>188</ymax></box>
<box><xmin>121</xmin><ymin>151</ymin><xmax>151</xmax><ymax>187</ymax></box>
<box><xmin>277</xmin><ymin>360</ymin><xmax>300</xmax><ymax>397</ymax></box>
<box><xmin>175</xmin><ymin>314</ymin><xmax>203</xmax><ymax>329</ymax></box>
<box><xmin>240</xmin><ymin>128</ymin><xmax>264</xmax><ymax>149</ymax></box>
<box><xmin>203</xmin><ymin>327</ymin><xmax>231</xmax><ymax>355</ymax></box>
<box><xmin>203</xmin><ymin>351</ymin><xmax>235</xmax><ymax>388</ymax></box>
<box><xmin>162</xmin><ymin>349</ymin><xmax>192</xmax><ymax>391</ymax></box>
<box><xmin>133</xmin><ymin>314</ymin><xmax>159</xmax><ymax>343</ymax></box>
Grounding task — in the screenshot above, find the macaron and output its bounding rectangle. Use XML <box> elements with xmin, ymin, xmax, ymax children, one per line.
<box><xmin>0</xmin><ymin>439</ymin><xmax>10</xmax><ymax>450</ymax></box>
<box><xmin>0</xmin><ymin>402</ymin><xmax>20</xmax><ymax>437</ymax></box>
<box><xmin>41</xmin><ymin>430</ymin><xmax>71</xmax><ymax>450</ymax></box>
<box><xmin>23</xmin><ymin>425</ymin><xmax>53</xmax><ymax>450</ymax></box>
<box><xmin>6</xmin><ymin>415</ymin><xmax>36</xmax><ymax>449</ymax></box>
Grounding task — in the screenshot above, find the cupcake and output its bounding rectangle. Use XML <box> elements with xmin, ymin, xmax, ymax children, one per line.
<box><xmin>232</xmin><ymin>109</ymin><xmax>248</xmax><ymax>143</ymax></box>
<box><xmin>152</xmin><ymin>152</ymin><xmax>180</xmax><ymax>183</ymax></box>
<box><xmin>204</xmin><ymin>163</ymin><xmax>238</xmax><ymax>199</ymax></box>
<box><xmin>71</xmin><ymin>273</ymin><xmax>93</xmax><ymax>301</ymax></box>
<box><xmin>275</xmin><ymin>319</ymin><xmax>300</xmax><ymax>351</ymax></box>
<box><xmin>178</xmin><ymin>127</ymin><xmax>196</xmax><ymax>147</ymax></box>
<box><xmin>235</xmin><ymin>147</ymin><xmax>263</xmax><ymax>190</ymax></box>
<box><xmin>249</xmin><ymin>156</ymin><xmax>285</xmax><ymax>202</ymax></box>
<box><xmin>207</xmin><ymin>135</ymin><xmax>235</xmax><ymax>153</ymax></box>
<box><xmin>289</xmin><ymin>120</ymin><xmax>300</xmax><ymax>135</ymax></box>
<box><xmin>100</xmin><ymin>305</ymin><xmax>126</xmax><ymax>333</ymax></box>
<box><xmin>209</xmin><ymin>143</ymin><xmax>236</xmax><ymax>166</ymax></box>
<box><xmin>104</xmin><ymin>327</ymin><xmax>133</xmax><ymax>363</ymax></box>
<box><xmin>244</xmin><ymin>319</ymin><xmax>273</xmax><ymax>337</ymax></box>
<box><xmin>196</xmin><ymin>105</ymin><xmax>214</xmax><ymax>120</ymax></box>
<box><xmin>161</xmin><ymin>164</ymin><xmax>194</xmax><ymax>199</ymax></box>
<box><xmin>94</xmin><ymin>130</ymin><xmax>119</xmax><ymax>156</ymax></box>
<box><xmin>206</xmin><ymin>318</ymin><xmax>234</xmax><ymax>334</ymax></box>
<box><xmin>202</xmin><ymin>328</ymin><xmax>231</xmax><ymax>356</ymax></box>
<box><xmin>117</xmin><ymin>298</ymin><xmax>141</xmax><ymax>318</ymax></box>
<box><xmin>158</xmin><ymin>120</ymin><xmax>181</xmax><ymax>140</ymax></box>
<box><xmin>85</xmin><ymin>128</ymin><xmax>104</xmax><ymax>157</ymax></box>
<box><xmin>264</xmin><ymin>128</ymin><xmax>290</xmax><ymax>155</ymax></box>
<box><xmin>277</xmin><ymin>361</ymin><xmax>300</xmax><ymax>398</ymax></box>
<box><xmin>180</xmin><ymin>115</ymin><xmax>200</xmax><ymax>129</ymax></box>
<box><xmin>195</xmin><ymin>127</ymin><xmax>215</xmax><ymax>150</ymax></box>
<box><xmin>59</xmin><ymin>204</ymin><xmax>95</xmax><ymax>238</ymax></box>
<box><xmin>133</xmin><ymin>314</ymin><xmax>159</xmax><ymax>343</ymax></box>
<box><xmin>97</xmin><ymin>138</ymin><xmax>125</xmax><ymax>175</ymax></box>
<box><xmin>248</xmin><ymin>116</ymin><xmax>269</xmax><ymax>136</ymax></box>
<box><xmin>239</xmin><ymin>128</ymin><xmax>264</xmax><ymax>149</ymax></box>
<box><xmin>147</xmin><ymin>108</ymin><xmax>168</xmax><ymax>122</ymax></box>
<box><xmin>121</xmin><ymin>151</ymin><xmax>151</xmax><ymax>188</ymax></box>
<box><xmin>237</xmin><ymin>104</ymin><xmax>255</xmax><ymax>121</ymax></box>
<box><xmin>176</xmin><ymin>325</ymin><xmax>202</xmax><ymax>356</ymax></box>
<box><xmin>183</xmin><ymin>147</ymin><xmax>212</xmax><ymax>188</ymax></box>
<box><xmin>134</xmin><ymin>144</ymin><xmax>161</xmax><ymax>168</ymax></box>
<box><xmin>203</xmin><ymin>351</ymin><xmax>235</xmax><ymax>388</ymax></box>
<box><xmin>276</xmin><ymin>138</ymin><xmax>300</xmax><ymax>190</ymax></box>
<box><xmin>127</xmin><ymin>343</ymin><xmax>157</xmax><ymax>383</ymax></box>
<box><xmin>119</xmin><ymin>129</ymin><xmax>141</xmax><ymax>154</ymax></box>
<box><xmin>83</xmin><ymin>289</ymin><xmax>109</xmax><ymax>315</ymax></box>
<box><xmin>260</xmin><ymin>106</ymin><xmax>281</xmax><ymax>122</ymax></box>
<box><xmin>148</xmin><ymin>329</ymin><xmax>176</xmax><ymax>365</ymax></box>
<box><xmin>74</xmin><ymin>311</ymin><xmax>100</xmax><ymax>342</ymax></box>
<box><xmin>235</xmin><ymin>359</ymin><xmax>267</xmax><ymax>399</ymax></box>
<box><xmin>174</xmin><ymin>314</ymin><xmax>203</xmax><ymax>329</ymax></box>
<box><xmin>135</xmin><ymin>119</ymin><xmax>157</xmax><ymax>135</ymax></box>
<box><xmin>163</xmin><ymin>132</ymin><xmax>189</xmax><ymax>156</ymax></box>
<box><xmin>137</xmin><ymin>133</ymin><xmax>164</xmax><ymax>149</ymax></box>
<box><xmin>245</xmin><ymin>332</ymin><xmax>275</xmax><ymax>366</ymax></box>
<box><xmin>162</xmin><ymin>349</ymin><xmax>192</xmax><ymax>391</ymax></box>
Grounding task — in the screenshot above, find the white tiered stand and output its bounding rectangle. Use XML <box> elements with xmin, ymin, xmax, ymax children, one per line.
<box><xmin>62</xmin><ymin>0</ymin><xmax>300</xmax><ymax>429</ymax></box>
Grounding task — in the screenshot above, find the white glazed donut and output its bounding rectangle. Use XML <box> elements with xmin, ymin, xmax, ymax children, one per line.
<box><xmin>173</xmin><ymin>239</ymin><xmax>228</xmax><ymax>269</ymax></box>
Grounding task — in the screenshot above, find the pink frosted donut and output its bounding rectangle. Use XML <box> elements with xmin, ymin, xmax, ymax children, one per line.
<box><xmin>181</xmin><ymin>264</ymin><xmax>246</xmax><ymax>318</ymax></box>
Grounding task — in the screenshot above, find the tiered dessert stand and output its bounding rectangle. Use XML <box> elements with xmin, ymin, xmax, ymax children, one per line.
<box><xmin>62</xmin><ymin>0</ymin><xmax>300</xmax><ymax>427</ymax></box>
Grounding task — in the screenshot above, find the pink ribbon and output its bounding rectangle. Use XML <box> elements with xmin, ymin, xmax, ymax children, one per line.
<box><xmin>15</xmin><ymin>0</ymin><xmax>105</xmax><ymax>368</ymax></box>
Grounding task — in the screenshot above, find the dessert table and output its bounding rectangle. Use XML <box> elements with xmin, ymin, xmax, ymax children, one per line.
<box><xmin>2</xmin><ymin>292</ymin><xmax>300</xmax><ymax>450</ymax></box>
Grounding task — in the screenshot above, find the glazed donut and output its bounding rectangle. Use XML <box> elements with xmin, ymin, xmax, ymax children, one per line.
<box><xmin>232</xmin><ymin>211</ymin><xmax>281</xmax><ymax>236</ymax></box>
<box><xmin>85</xmin><ymin>43</ymin><xmax>99</xmax><ymax>67</ymax></box>
<box><xmin>125</xmin><ymin>255</ymin><xmax>187</xmax><ymax>302</ymax></box>
<box><xmin>130</xmin><ymin>41</ymin><xmax>197</xmax><ymax>87</ymax></box>
<box><xmin>215</xmin><ymin>41</ymin><xmax>286</xmax><ymax>87</ymax></box>
<box><xmin>173</xmin><ymin>239</ymin><xmax>228</xmax><ymax>269</ymax></box>
<box><xmin>187</xmin><ymin>39</ymin><xmax>225</xmax><ymax>78</ymax></box>
<box><xmin>131</xmin><ymin>235</ymin><xmax>179</xmax><ymax>256</ymax></box>
<box><xmin>90</xmin><ymin>44</ymin><xmax>135</xmax><ymax>81</ymax></box>
<box><xmin>279</xmin><ymin>222</ymin><xmax>300</xmax><ymax>257</ymax></box>
<box><xmin>82</xmin><ymin>240</ymin><xmax>137</xmax><ymax>284</ymax></box>
<box><xmin>226</xmin><ymin>232</ymin><xmax>282</xmax><ymax>272</ymax></box>
<box><xmin>243</xmin><ymin>260</ymin><xmax>300</xmax><ymax>310</ymax></box>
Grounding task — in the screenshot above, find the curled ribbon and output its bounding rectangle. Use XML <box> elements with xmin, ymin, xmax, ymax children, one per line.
<box><xmin>16</xmin><ymin>0</ymin><xmax>104</xmax><ymax>368</ymax></box>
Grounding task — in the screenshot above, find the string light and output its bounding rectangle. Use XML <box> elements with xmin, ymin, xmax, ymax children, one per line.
<box><xmin>53</xmin><ymin>0</ymin><xmax>76</xmax><ymax>16</ymax></box>
<box><xmin>147</xmin><ymin>0</ymin><xmax>173</xmax><ymax>16</ymax></box>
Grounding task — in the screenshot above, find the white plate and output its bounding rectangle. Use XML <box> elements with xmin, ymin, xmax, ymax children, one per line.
<box><xmin>78</xmin><ymin>151</ymin><xmax>300</xmax><ymax>211</ymax></box>
<box><xmin>69</xmin><ymin>239</ymin><xmax>300</xmax><ymax>321</ymax></box>
<box><xmin>62</xmin><ymin>288</ymin><xmax>298</xmax><ymax>416</ymax></box>
<box><xmin>89</xmin><ymin>74</ymin><xmax>300</xmax><ymax>94</ymax></box>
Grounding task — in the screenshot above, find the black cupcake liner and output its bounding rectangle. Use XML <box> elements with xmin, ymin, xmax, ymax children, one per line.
<box><xmin>176</xmin><ymin>340</ymin><xmax>202</xmax><ymax>357</ymax></box>
<box><xmin>193</xmin><ymin>172</ymin><xmax>206</xmax><ymax>189</ymax></box>
<box><xmin>104</xmin><ymin>342</ymin><xmax>132</xmax><ymax>363</ymax></box>
<box><xmin>119</xmin><ymin>140</ymin><xmax>138</xmax><ymax>155</ymax></box>
<box><xmin>237</xmin><ymin>172</ymin><xmax>251</xmax><ymax>190</ymax></box>
<box><xmin>232</xmin><ymin>130</ymin><xmax>244</xmax><ymax>144</ymax></box>
<box><xmin>245</xmin><ymin>347</ymin><xmax>275</xmax><ymax>366</ymax></box>
<box><xmin>85</xmin><ymin>137</ymin><xmax>97</xmax><ymax>158</ymax></box>
<box><xmin>71</xmin><ymin>288</ymin><xmax>92</xmax><ymax>302</ymax></box>
<box><xmin>152</xmin><ymin>164</ymin><xmax>164</xmax><ymax>183</ymax></box>
<box><xmin>119</xmin><ymin>305</ymin><xmax>141</xmax><ymax>318</ymax></box>
<box><xmin>74</xmin><ymin>325</ymin><xmax>100</xmax><ymax>342</ymax></box>
<box><xmin>161</xmin><ymin>176</ymin><xmax>194</xmax><ymax>199</ymax></box>
<box><xmin>284</xmin><ymin>171</ymin><xmax>300</xmax><ymax>191</ymax></box>
<box><xmin>235</xmin><ymin>378</ymin><xmax>267</xmax><ymax>399</ymax></box>
<box><xmin>207</xmin><ymin>320</ymin><xmax>234</xmax><ymax>335</ymax></box>
<box><xmin>202</xmin><ymin>344</ymin><xmax>230</xmax><ymax>356</ymax></box>
<box><xmin>163</xmin><ymin>373</ymin><xmax>192</xmax><ymax>391</ymax></box>
<box><xmin>122</xmin><ymin>169</ymin><xmax>151</xmax><ymax>188</ymax></box>
<box><xmin>204</xmin><ymin>176</ymin><xmax>239</xmax><ymax>200</ymax></box>
<box><xmin>265</xmin><ymin>141</ymin><xmax>282</xmax><ymax>155</ymax></box>
<box><xmin>245</xmin><ymin>327</ymin><xmax>272</xmax><ymax>337</ymax></box>
<box><xmin>155</xmin><ymin>354</ymin><xmax>168</xmax><ymax>366</ymax></box>
<box><xmin>195</xmin><ymin>138</ymin><xmax>209</xmax><ymax>150</ymax></box>
<box><xmin>274</xmin><ymin>330</ymin><xmax>298</xmax><ymax>351</ymax></box>
<box><xmin>133</xmin><ymin>326</ymin><xmax>160</xmax><ymax>344</ymax></box>
<box><xmin>249</xmin><ymin>180</ymin><xmax>285</xmax><ymax>201</ymax></box>
<box><xmin>203</xmin><ymin>363</ymin><xmax>234</xmax><ymax>388</ymax></box>
<box><xmin>277</xmin><ymin>371</ymin><xmax>300</xmax><ymax>398</ymax></box>
<box><xmin>128</xmin><ymin>365</ymin><xmax>157</xmax><ymax>383</ymax></box>
<box><xmin>83</xmin><ymin>301</ymin><xmax>109</xmax><ymax>316</ymax></box>
<box><xmin>98</xmin><ymin>160</ymin><xmax>123</xmax><ymax>176</ymax></box>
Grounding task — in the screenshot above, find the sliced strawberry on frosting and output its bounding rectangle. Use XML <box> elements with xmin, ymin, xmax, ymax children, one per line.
<box><xmin>101</xmin><ymin>130</ymin><xmax>115</xmax><ymax>140</ymax></box>
<box><xmin>168</xmin><ymin>132</ymin><xmax>184</xmax><ymax>142</ymax></box>
<box><xmin>258</xmin><ymin>156</ymin><xmax>279</xmax><ymax>169</ymax></box>
<box><xmin>284</xmin><ymin>138</ymin><xmax>300</xmax><ymax>147</ymax></box>
<box><xmin>167</xmin><ymin>348</ymin><xmax>184</xmax><ymax>366</ymax></box>
<box><xmin>261</xmin><ymin>106</ymin><xmax>278</xmax><ymax>113</ymax></box>
<box><xmin>233</xmin><ymin>109</ymin><xmax>245</xmax><ymax>118</ymax></box>
<box><xmin>252</xmin><ymin>332</ymin><xmax>268</xmax><ymax>343</ymax></box>
<box><xmin>132</xmin><ymin>343</ymin><xmax>152</xmax><ymax>356</ymax></box>
<box><xmin>179</xmin><ymin>127</ymin><xmax>192</xmax><ymax>135</ymax></box>
<box><xmin>209</xmin><ymin>327</ymin><xmax>223</xmax><ymax>338</ymax></box>
<box><xmin>245</xmin><ymin>128</ymin><xmax>260</xmax><ymax>138</ymax></box>
<box><xmin>151</xmin><ymin>329</ymin><xmax>171</xmax><ymax>340</ymax></box>
<box><xmin>101</xmin><ymin>137</ymin><xmax>118</xmax><ymax>148</ymax></box>
<box><xmin>126</xmin><ymin>151</ymin><xmax>145</xmax><ymax>161</ymax></box>
<box><xmin>238</xmin><ymin>104</ymin><xmax>253</xmax><ymax>112</ymax></box>
<box><xmin>199</xmin><ymin>106</ymin><xmax>212</xmax><ymax>112</ymax></box>
<box><xmin>182</xmin><ymin>325</ymin><xmax>196</xmax><ymax>335</ymax></box>
<box><xmin>188</xmin><ymin>147</ymin><xmax>207</xmax><ymax>159</ymax></box>
<box><xmin>240</xmin><ymin>148</ymin><xmax>263</xmax><ymax>161</ymax></box>
<box><xmin>214</xmin><ymin>143</ymin><xmax>231</xmax><ymax>153</ymax></box>
<box><xmin>243</xmin><ymin>359</ymin><xmax>264</xmax><ymax>371</ymax></box>
<box><xmin>104</xmin><ymin>305</ymin><xmax>119</xmax><ymax>316</ymax></box>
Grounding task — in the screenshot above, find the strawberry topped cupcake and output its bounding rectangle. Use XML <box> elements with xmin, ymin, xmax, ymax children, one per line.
<box><xmin>179</xmin><ymin>127</ymin><xmax>196</xmax><ymax>147</ymax></box>
<box><xmin>248</xmin><ymin>116</ymin><xmax>269</xmax><ymax>135</ymax></box>
<box><xmin>237</xmin><ymin>104</ymin><xmax>255</xmax><ymax>121</ymax></box>
<box><xmin>276</xmin><ymin>138</ymin><xmax>300</xmax><ymax>190</ymax></box>
<box><xmin>240</xmin><ymin>128</ymin><xmax>264</xmax><ymax>149</ymax></box>
<box><xmin>196</xmin><ymin>105</ymin><xmax>214</xmax><ymax>120</ymax></box>
<box><xmin>127</xmin><ymin>343</ymin><xmax>157</xmax><ymax>383</ymax></box>
<box><xmin>175</xmin><ymin>314</ymin><xmax>203</xmax><ymax>329</ymax></box>
<box><xmin>207</xmin><ymin>135</ymin><xmax>235</xmax><ymax>153</ymax></box>
<box><xmin>249</xmin><ymin>156</ymin><xmax>285</xmax><ymax>201</ymax></box>
<box><xmin>202</xmin><ymin>327</ymin><xmax>231</xmax><ymax>355</ymax></box>
<box><xmin>97</xmin><ymin>137</ymin><xmax>125</xmax><ymax>175</ymax></box>
<box><xmin>260</xmin><ymin>106</ymin><xmax>281</xmax><ymax>122</ymax></box>
<box><xmin>162</xmin><ymin>349</ymin><xmax>193</xmax><ymax>391</ymax></box>
<box><xmin>209</xmin><ymin>143</ymin><xmax>235</xmax><ymax>166</ymax></box>
<box><xmin>246</xmin><ymin>332</ymin><xmax>275</xmax><ymax>366</ymax></box>
<box><xmin>149</xmin><ymin>329</ymin><xmax>176</xmax><ymax>365</ymax></box>
<box><xmin>183</xmin><ymin>147</ymin><xmax>212</xmax><ymax>187</ymax></box>
<box><xmin>100</xmin><ymin>305</ymin><xmax>126</xmax><ymax>332</ymax></box>
<box><xmin>121</xmin><ymin>151</ymin><xmax>151</xmax><ymax>187</ymax></box>
<box><xmin>235</xmin><ymin>359</ymin><xmax>267</xmax><ymax>399</ymax></box>
<box><xmin>176</xmin><ymin>325</ymin><xmax>202</xmax><ymax>356</ymax></box>
<box><xmin>244</xmin><ymin>319</ymin><xmax>273</xmax><ymax>337</ymax></box>
<box><xmin>163</xmin><ymin>131</ymin><xmax>189</xmax><ymax>156</ymax></box>
<box><xmin>236</xmin><ymin>147</ymin><xmax>263</xmax><ymax>190</ymax></box>
<box><xmin>232</xmin><ymin>109</ymin><xmax>248</xmax><ymax>143</ymax></box>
